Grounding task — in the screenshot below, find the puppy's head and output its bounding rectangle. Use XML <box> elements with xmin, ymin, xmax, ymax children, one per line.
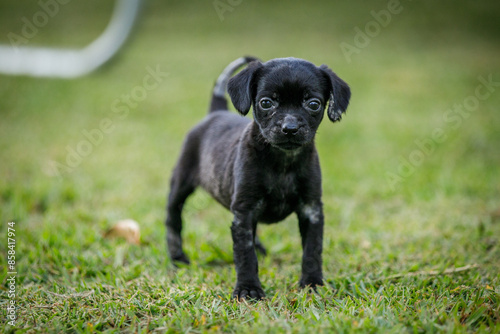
<box><xmin>228</xmin><ymin>57</ymin><xmax>351</xmax><ymax>151</ymax></box>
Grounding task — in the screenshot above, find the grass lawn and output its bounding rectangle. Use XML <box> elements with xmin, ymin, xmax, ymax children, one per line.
<box><xmin>1</xmin><ymin>0</ymin><xmax>499</xmax><ymax>332</ymax></box>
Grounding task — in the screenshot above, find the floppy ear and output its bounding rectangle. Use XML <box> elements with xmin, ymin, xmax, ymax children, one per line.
<box><xmin>320</xmin><ymin>65</ymin><xmax>351</xmax><ymax>122</ymax></box>
<box><xmin>227</xmin><ymin>61</ymin><xmax>262</xmax><ymax>115</ymax></box>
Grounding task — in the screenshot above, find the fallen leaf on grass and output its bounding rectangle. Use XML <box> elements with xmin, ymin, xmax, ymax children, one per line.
<box><xmin>384</xmin><ymin>264</ymin><xmax>479</xmax><ymax>281</ymax></box>
<box><xmin>104</xmin><ymin>219</ymin><xmax>141</xmax><ymax>244</ymax></box>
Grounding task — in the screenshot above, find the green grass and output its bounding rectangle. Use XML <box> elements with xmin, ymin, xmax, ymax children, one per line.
<box><xmin>1</xmin><ymin>0</ymin><xmax>500</xmax><ymax>332</ymax></box>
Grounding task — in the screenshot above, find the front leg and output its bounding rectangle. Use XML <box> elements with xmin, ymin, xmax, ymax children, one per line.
<box><xmin>297</xmin><ymin>202</ymin><xmax>324</xmax><ymax>288</ymax></box>
<box><xmin>230</xmin><ymin>211</ymin><xmax>265</xmax><ymax>300</ymax></box>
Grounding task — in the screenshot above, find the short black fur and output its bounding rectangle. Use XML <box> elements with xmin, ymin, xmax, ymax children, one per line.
<box><xmin>166</xmin><ymin>57</ymin><xmax>351</xmax><ymax>300</ymax></box>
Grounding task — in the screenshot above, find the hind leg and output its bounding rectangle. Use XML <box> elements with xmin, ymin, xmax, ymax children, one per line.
<box><xmin>254</xmin><ymin>234</ymin><xmax>267</xmax><ymax>256</ymax></box>
<box><xmin>166</xmin><ymin>167</ymin><xmax>196</xmax><ymax>265</ymax></box>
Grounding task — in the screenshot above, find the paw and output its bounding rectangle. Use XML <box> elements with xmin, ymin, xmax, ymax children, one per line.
<box><xmin>232</xmin><ymin>284</ymin><xmax>265</xmax><ymax>301</ymax></box>
<box><xmin>299</xmin><ymin>275</ymin><xmax>324</xmax><ymax>290</ymax></box>
<box><xmin>170</xmin><ymin>252</ymin><xmax>190</xmax><ymax>266</ymax></box>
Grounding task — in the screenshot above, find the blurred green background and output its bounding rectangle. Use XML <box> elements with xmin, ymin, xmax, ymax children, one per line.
<box><xmin>0</xmin><ymin>0</ymin><xmax>499</xmax><ymax>331</ymax></box>
<box><xmin>1</xmin><ymin>0</ymin><xmax>498</xmax><ymax>221</ymax></box>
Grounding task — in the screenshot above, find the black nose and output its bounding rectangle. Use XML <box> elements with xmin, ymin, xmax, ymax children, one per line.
<box><xmin>282</xmin><ymin>122</ymin><xmax>299</xmax><ymax>135</ymax></box>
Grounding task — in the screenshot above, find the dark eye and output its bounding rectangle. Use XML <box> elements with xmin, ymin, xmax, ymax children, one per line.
<box><xmin>307</xmin><ymin>99</ymin><xmax>321</xmax><ymax>112</ymax></box>
<box><xmin>259</xmin><ymin>98</ymin><xmax>274</xmax><ymax>110</ymax></box>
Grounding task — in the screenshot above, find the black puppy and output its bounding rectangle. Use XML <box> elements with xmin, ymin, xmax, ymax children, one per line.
<box><xmin>166</xmin><ymin>56</ymin><xmax>350</xmax><ymax>300</ymax></box>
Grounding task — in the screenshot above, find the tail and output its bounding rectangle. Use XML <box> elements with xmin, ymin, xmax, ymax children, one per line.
<box><xmin>209</xmin><ymin>56</ymin><xmax>259</xmax><ymax>113</ymax></box>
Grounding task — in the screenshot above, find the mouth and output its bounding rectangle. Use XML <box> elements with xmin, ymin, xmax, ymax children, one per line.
<box><xmin>273</xmin><ymin>140</ymin><xmax>304</xmax><ymax>151</ymax></box>
<box><xmin>262</xmin><ymin>128</ymin><xmax>312</xmax><ymax>151</ymax></box>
